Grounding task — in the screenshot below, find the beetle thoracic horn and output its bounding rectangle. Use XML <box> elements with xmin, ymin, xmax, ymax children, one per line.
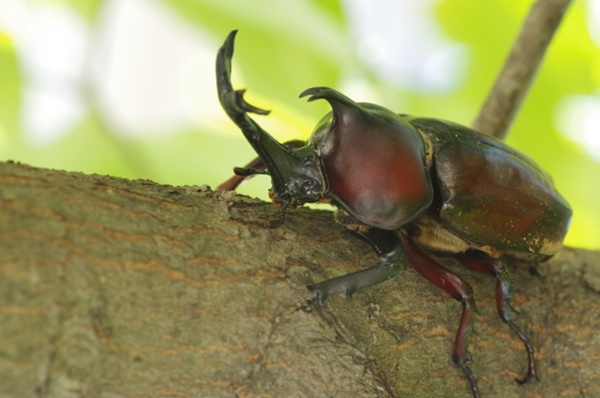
<box><xmin>300</xmin><ymin>86</ymin><xmax>368</xmax><ymax>112</ymax></box>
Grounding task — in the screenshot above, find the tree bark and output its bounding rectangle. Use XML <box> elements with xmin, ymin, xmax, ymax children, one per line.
<box><xmin>1</xmin><ymin>161</ymin><xmax>599</xmax><ymax>398</ymax></box>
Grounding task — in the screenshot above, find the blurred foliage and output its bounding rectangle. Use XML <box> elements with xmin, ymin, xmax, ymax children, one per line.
<box><xmin>0</xmin><ymin>0</ymin><xmax>598</xmax><ymax>249</ymax></box>
<box><xmin>0</xmin><ymin>33</ymin><xmax>20</xmax><ymax>141</ymax></box>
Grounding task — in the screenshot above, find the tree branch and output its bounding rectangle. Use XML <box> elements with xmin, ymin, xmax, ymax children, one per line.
<box><xmin>1</xmin><ymin>161</ymin><xmax>599</xmax><ymax>397</ymax></box>
<box><xmin>0</xmin><ymin>3</ymin><xmax>586</xmax><ymax>397</ymax></box>
<box><xmin>472</xmin><ymin>0</ymin><xmax>573</xmax><ymax>138</ymax></box>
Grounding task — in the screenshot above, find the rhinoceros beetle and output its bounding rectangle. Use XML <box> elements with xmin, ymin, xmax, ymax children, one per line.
<box><xmin>215</xmin><ymin>30</ymin><xmax>572</xmax><ymax>398</ymax></box>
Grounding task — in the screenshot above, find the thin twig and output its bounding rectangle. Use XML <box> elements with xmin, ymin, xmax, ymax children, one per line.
<box><xmin>472</xmin><ymin>0</ymin><xmax>573</xmax><ymax>139</ymax></box>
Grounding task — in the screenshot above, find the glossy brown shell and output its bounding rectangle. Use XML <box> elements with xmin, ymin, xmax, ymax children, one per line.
<box><xmin>410</xmin><ymin>117</ymin><xmax>572</xmax><ymax>257</ymax></box>
<box><xmin>304</xmin><ymin>88</ymin><xmax>434</xmax><ymax>230</ymax></box>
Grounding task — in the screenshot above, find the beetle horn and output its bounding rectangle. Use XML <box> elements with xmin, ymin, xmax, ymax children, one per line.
<box><xmin>300</xmin><ymin>86</ymin><xmax>369</xmax><ymax>123</ymax></box>
<box><xmin>216</xmin><ymin>30</ymin><xmax>320</xmax><ymax>205</ymax></box>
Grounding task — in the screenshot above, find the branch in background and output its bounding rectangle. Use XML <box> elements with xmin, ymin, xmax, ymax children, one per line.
<box><xmin>473</xmin><ymin>0</ymin><xmax>573</xmax><ymax>139</ymax></box>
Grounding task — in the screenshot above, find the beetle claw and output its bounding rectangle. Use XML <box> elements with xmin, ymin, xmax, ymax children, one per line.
<box><xmin>515</xmin><ymin>371</ymin><xmax>539</xmax><ymax>385</ymax></box>
<box><xmin>307</xmin><ymin>288</ymin><xmax>328</xmax><ymax>306</ymax></box>
<box><xmin>345</xmin><ymin>288</ymin><xmax>355</xmax><ymax>300</ymax></box>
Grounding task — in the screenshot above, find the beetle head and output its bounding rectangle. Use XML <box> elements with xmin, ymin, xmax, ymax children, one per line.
<box><xmin>217</xmin><ymin>31</ymin><xmax>431</xmax><ymax>229</ymax></box>
<box><xmin>216</xmin><ymin>31</ymin><xmax>324</xmax><ymax>209</ymax></box>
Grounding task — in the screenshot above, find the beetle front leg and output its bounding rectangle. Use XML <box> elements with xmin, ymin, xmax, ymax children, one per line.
<box><xmin>400</xmin><ymin>235</ymin><xmax>480</xmax><ymax>398</ymax></box>
<box><xmin>307</xmin><ymin>228</ymin><xmax>405</xmax><ymax>304</ymax></box>
<box><xmin>217</xmin><ymin>140</ymin><xmax>307</xmax><ymax>191</ymax></box>
<box><xmin>456</xmin><ymin>250</ymin><xmax>538</xmax><ymax>385</ymax></box>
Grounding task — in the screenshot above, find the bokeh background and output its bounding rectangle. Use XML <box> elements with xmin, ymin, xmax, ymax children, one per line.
<box><xmin>1</xmin><ymin>0</ymin><xmax>598</xmax><ymax>249</ymax></box>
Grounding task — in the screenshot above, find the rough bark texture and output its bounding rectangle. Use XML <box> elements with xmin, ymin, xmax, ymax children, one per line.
<box><xmin>1</xmin><ymin>161</ymin><xmax>599</xmax><ymax>398</ymax></box>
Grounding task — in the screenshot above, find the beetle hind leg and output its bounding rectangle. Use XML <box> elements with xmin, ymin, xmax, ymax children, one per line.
<box><xmin>456</xmin><ymin>250</ymin><xmax>538</xmax><ymax>385</ymax></box>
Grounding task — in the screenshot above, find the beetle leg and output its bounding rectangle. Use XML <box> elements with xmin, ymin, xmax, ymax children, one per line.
<box><xmin>456</xmin><ymin>250</ymin><xmax>538</xmax><ymax>385</ymax></box>
<box><xmin>400</xmin><ymin>236</ymin><xmax>480</xmax><ymax>398</ymax></box>
<box><xmin>307</xmin><ymin>228</ymin><xmax>405</xmax><ymax>304</ymax></box>
<box><xmin>217</xmin><ymin>157</ymin><xmax>268</xmax><ymax>191</ymax></box>
<box><xmin>217</xmin><ymin>140</ymin><xmax>307</xmax><ymax>191</ymax></box>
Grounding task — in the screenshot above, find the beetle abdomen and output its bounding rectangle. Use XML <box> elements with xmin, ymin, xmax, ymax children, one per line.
<box><xmin>420</xmin><ymin>121</ymin><xmax>572</xmax><ymax>258</ymax></box>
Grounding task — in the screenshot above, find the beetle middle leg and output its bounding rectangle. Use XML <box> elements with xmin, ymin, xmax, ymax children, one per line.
<box><xmin>400</xmin><ymin>235</ymin><xmax>481</xmax><ymax>398</ymax></box>
<box><xmin>307</xmin><ymin>228</ymin><xmax>405</xmax><ymax>304</ymax></box>
<box><xmin>456</xmin><ymin>250</ymin><xmax>538</xmax><ymax>385</ymax></box>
